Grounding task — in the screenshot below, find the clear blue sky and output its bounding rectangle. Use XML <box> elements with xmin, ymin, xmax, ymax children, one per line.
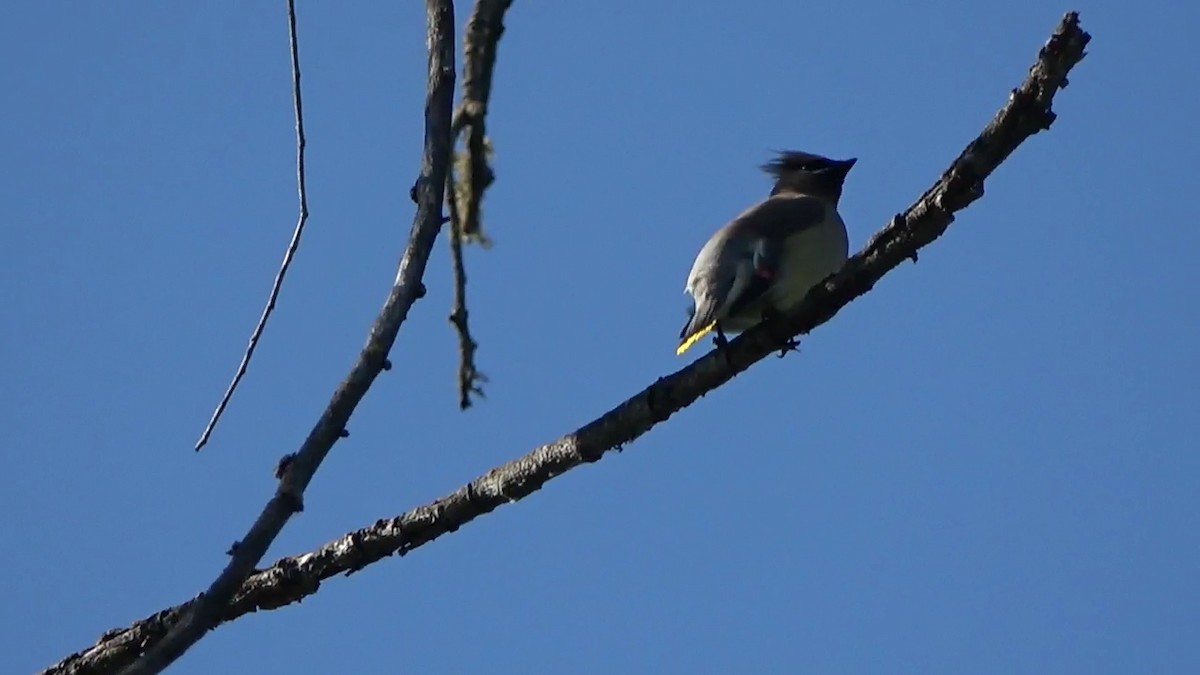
<box><xmin>3</xmin><ymin>1</ymin><xmax>1197</xmax><ymax>673</ymax></box>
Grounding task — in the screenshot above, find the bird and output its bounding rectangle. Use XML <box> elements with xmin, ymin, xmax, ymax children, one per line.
<box><xmin>676</xmin><ymin>150</ymin><xmax>856</xmax><ymax>356</ymax></box>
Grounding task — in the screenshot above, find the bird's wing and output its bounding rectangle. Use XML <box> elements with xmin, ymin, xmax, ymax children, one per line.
<box><xmin>723</xmin><ymin>195</ymin><xmax>828</xmax><ymax>318</ymax></box>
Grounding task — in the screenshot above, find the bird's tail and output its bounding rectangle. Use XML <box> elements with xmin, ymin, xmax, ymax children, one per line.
<box><xmin>677</xmin><ymin>318</ymin><xmax>717</xmax><ymax>356</ymax></box>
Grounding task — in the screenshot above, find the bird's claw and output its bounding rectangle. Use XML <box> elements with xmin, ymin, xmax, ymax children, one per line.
<box><xmin>712</xmin><ymin>327</ymin><xmax>734</xmax><ymax>367</ymax></box>
<box><xmin>777</xmin><ymin>338</ymin><xmax>800</xmax><ymax>358</ymax></box>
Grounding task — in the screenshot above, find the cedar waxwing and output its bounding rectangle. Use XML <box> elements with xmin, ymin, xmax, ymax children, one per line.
<box><xmin>677</xmin><ymin>150</ymin><xmax>856</xmax><ymax>355</ymax></box>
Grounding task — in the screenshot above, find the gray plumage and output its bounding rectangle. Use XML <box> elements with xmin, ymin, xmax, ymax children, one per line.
<box><xmin>677</xmin><ymin>150</ymin><xmax>855</xmax><ymax>354</ymax></box>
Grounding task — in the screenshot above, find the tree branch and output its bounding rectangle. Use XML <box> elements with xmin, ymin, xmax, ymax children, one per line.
<box><xmin>446</xmin><ymin>0</ymin><xmax>512</xmax><ymax>408</ymax></box>
<box><xmin>54</xmin><ymin>2</ymin><xmax>458</xmax><ymax>674</ymax></box>
<box><xmin>450</xmin><ymin>0</ymin><xmax>510</xmax><ymax>242</ymax></box>
<box><xmin>193</xmin><ymin>0</ymin><xmax>314</xmax><ymax>452</ymax></box>
<box><xmin>43</xmin><ymin>11</ymin><xmax>1088</xmax><ymax>675</ymax></box>
<box><xmin>447</xmin><ymin>168</ymin><xmax>487</xmax><ymax>408</ymax></box>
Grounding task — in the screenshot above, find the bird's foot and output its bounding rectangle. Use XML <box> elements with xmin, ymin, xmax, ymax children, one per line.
<box><xmin>777</xmin><ymin>338</ymin><xmax>801</xmax><ymax>358</ymax></box>
<box><xmin>712</xmin><ymin>327</ymin><xmax>734</xmax><ymax>367</ymax></box>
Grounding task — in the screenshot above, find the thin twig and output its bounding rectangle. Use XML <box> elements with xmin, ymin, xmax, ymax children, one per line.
<box><xmin>447</xmin><ymin>168</ymin><xmax>486</xmax><ymax>408</ymax></box>
<box><xmin>194</xmin><ymin>0</ymin><xmax>312</xmax><ymax>452</ymax></box>
<box><xmin>444</xmin><ymin>0</ymin><xmax>512</xmax><ymax>408</ymax></box>
<box><xmin>43</xmin><ymin>13</ymin><xmax>1089</xmax><ymax>675</ymax></box>
<box><xmin>103</xmin><ymin>2</ymin><xmax>457</xmax><ymax>674</ymax></box>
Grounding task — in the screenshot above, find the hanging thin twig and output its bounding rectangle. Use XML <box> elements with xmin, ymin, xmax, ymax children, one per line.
<box><xmin>445</xmin><ymin>0</ymin><xmax>512</xmax><ymax>408</ymax></box>
<box><xmin>447</xmin><ymin>167</ymin><xmax>487</xmax><ymax>408</ymax></box>
<box><xmin>193</xmin><ymin>0</ymin><xmax>313</xmax><ymax>452</ymax></box>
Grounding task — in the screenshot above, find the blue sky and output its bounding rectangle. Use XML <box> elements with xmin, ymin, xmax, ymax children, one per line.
<box><xmin>2</xmin><ymin>1</ymin><xmax>1197</xmax><ymax>673</ymax></box>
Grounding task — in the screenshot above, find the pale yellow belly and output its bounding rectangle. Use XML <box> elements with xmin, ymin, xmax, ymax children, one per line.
<box><xmin>722</xmin><ymin>218</ymin><xmax>848</xmax><ymax>331</ymax></box>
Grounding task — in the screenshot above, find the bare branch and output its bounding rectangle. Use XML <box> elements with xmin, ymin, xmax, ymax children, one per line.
<box><xmin>451</xmin><ymin>0</ymin><xmax>511</xmax><ymax>243</ymax></box>
<box><xmin>447</xmin><ymin>168</ymin><xmax>488</xmax><ymax>408</ymax></box>
<box><xmin>43</xmin><ymin>11</ymin><xmax>1089</xmax><ymax>675</ymax></box>
<box><xmin>444</xmin><ymin>0</ymin><xmax>512</xmax><ymax>408</ymax></box>
<box><xmin>74</xmin><ymin>2</ymin><xmax>458</xmax><ymax>674</ymax></box>
<box><xmin>193</xmin><ymin>0</ymin><xmax>314</xmax><ymax>452</ymax></box>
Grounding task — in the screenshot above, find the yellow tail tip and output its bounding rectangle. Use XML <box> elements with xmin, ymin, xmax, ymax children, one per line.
<box><xmin>676</xmin><ymin>321</ymin><xmax>716</xmax><ymax>356</ymax></box>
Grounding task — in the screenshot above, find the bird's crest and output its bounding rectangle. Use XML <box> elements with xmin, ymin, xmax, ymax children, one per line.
<box><xmin>760</xmin><ymin>150</ymin><xmax>836</xmax><ymax>178</ymax></box>
<box><xmin>761</xmin><ymin>150</ymin><xmax>854</xmax><ymax>198</ymax></box>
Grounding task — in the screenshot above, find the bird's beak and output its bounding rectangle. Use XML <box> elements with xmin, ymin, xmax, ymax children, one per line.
<box><xmin>833</xmin><ymin>157</ymin><xmax>857</xmax><ymax>176</ymax></box>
